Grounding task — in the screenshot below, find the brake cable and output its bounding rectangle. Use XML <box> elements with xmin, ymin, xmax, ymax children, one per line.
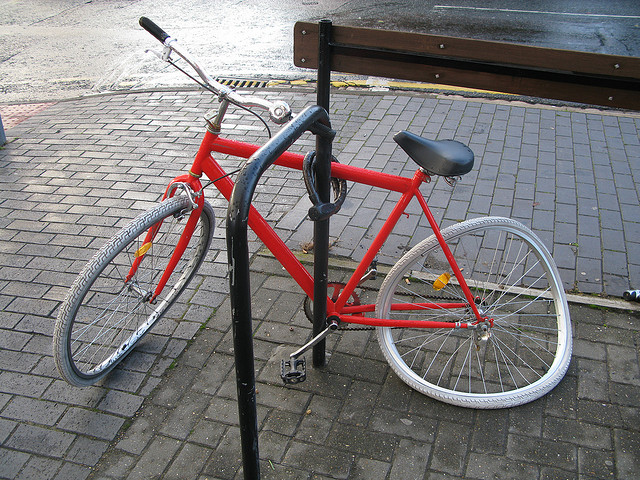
<box><xmin>167</xmin><ymin>58</ymin><xmax>272</xmax><ymax>138</ymax></box>
<box><xmin>199</xmin><ymin>167</ymin><xmax>243</xmax><ymax>192</ymax></box>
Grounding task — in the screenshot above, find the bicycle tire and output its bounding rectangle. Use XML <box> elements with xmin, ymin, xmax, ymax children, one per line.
<box><xmin>53</xmin><ymin>195</ymin><xmax>214</xmax><ymax>386</ymax></box>
<box><xmin>375</xmin><ymin>216</ymin><xmax>572</xmax><ymax>408</ymax></box>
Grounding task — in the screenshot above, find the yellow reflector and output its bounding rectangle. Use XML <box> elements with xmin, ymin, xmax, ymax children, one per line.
<box><xmin>433</xmin><ymin>272</ymin><xmax>451</xmax><ymax>291</ymax></box>
<box><xmin>135</xmin><ymin>242</ymin><xmax>152</xmax><ymax>258</ymax></box>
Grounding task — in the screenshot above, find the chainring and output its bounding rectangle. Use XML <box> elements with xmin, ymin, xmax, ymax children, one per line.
<box><xmin>303</xmin><ymin>282</ymin><xmax>361</xmax><ymax>324</ymax></box>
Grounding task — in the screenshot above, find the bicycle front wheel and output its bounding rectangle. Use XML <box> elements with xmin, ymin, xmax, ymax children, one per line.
<box><xmin>375</xmin><ymin>217</ymin><xmax>571</xmax><ymax>408</ymax></box>
<box><xmin>53</xmin><ymin>195</ymin><xmax>215</xmax><ymax>386</ymax></box>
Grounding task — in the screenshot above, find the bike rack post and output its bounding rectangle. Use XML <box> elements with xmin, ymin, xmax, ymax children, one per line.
<box><xmin>227</xmin><ymin>105</ymin><xmax>334</xmax><ymax>479</ymax></box>
<box><xmin>312</xmin><ymin>19</ymin><xmax>333</xmax><ymax>368</ymax></box>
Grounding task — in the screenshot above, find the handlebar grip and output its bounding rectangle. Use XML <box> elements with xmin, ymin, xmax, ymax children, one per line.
<box><xmin>139</xmin><ymin>17</ymin><xmax>170</xmax><ymax>43</ymax></box>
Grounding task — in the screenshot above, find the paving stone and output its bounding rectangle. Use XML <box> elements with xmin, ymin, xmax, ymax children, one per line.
<box><xmin>294</xmin><ymin>411</ymin><xmax>332</xmax><ymax>446</ymax></box>
<box><xmin>577</xmin><ymin>447</ymin><xmax>616</xmax><ymax>479</ymax></box>
<box><xmin>370</xmin><ymin>408</ymin><xmax>436</xmax><ymax>443</ymax></box>
<box><xmin>1</xmin><ymin>396</ymin><xmax>66</xmax><ymax>426</ymax></box>
<box><xmin>117</xmin><ymin>351</ymin><xmax>157</xmax><ymax>375</ymax></box>
<box><xmin>507</xmin><ymin>434</ymin><xmax>577</xmax><ymax>471</ymax></box>
<box><xmin>0</xmin><ymin>329</ymin><xmax>31</xmax><ymax>352</ymax></box>
<box><xmin>42</xmin><ymin>380</ymin><xmax>105</xmax><ymax>408</ymax></box>
<box><xmin>350</xmin><ymin>457</ymin><xmax>391</xmax><ymax>480</ymax></box>
<box><xmin>65</xmin><ymin>436</ymin><xmax>109</xmax><ymax>466</ymax></box>
<box><xmin>0</xmin><ymin>371</ymin><xmax>52</xmax><ymax>398</ymax></box>
<box><xmin>465</xmin><ymin>452</ymin><xmax>538</xmax><ymax>480</ymax></box>
<box><xmin>163</xmin><ymin>442</ymin><xmax>211</xmax><ymax>480</ymax></box>
<box><xmin>577</xmin><ymin>357</ymin><xmax>610</xmax><ymax>402</ymax></box>
<box><xmin>283</xmin><ymin>440</ymin><xmax>352</xmax><ymax>479</ymax></box>
<box><xmin>327</xmin><ymin>422</ymin><xmax>398</xmax><ymax>461</ymax></box>
<box><xmin>539</xmin><ymin>466</ymin><xmax>577</xmax><ymax>480</ymax></box>
<box><xmin>201</xmin><ymin>427</ymin><xmax>243</xmax><ymax>479</ymax></box>
<box><xmin>115</xmin><ymin>407</ymin><xmax>170</xmax><ymax>456</ymax></box>
<box><xmin>126</xmin><ymin>435</ymin><xmax>182</xmax><ymax>480</ymax></box>
<box><xmin>543</xmin><ymin>416</ymin><xmax>612</xmax><ymax>450</ymax></box>
<box><xmin>97</xmin><ymin>368</ymin><xmax>146</xmax><ymax>394</ymax></box>
<box><xmin>0</xmin><ymin>448</ymin><xmax>30</xmax><ymax>479</ymax></box>
<box><xmin>187</xmin><ymin>417</ymin><xmax>227</xmax><ymax>449</ymax></box>
<box><xmin>471</xmin><ymin>409</ymin><xmax>508</xmax><ymax>455</ymax></box>
<box><xmin>614</xmin><ymin>429</ymin><xmax>640</xmax><ymax>480</ymax></box>
<box><xmin>606</xmin><ymin>344</ymin><xmax>640</xmax><ymax>386</ymax></box>
<box><xmin>6</xmin><ymin>424</ymin><xmax>74</xmax><ymax>458</ymax></box>
<box><xmin>159</xmin><ymin>391</ymin><xmax>211</xmax><ymax>440</ymax></box>
<box><xmin>57</xmin><ymin>408</ymin><xmax>125</xmax><ymax>441</ymax></box>
<box><xmin>389</xmin><ymin>438</ymin><xmax>430</xmax><ymax>480</ymax></box>
<box><xmin>52</xmin><ymin>461</ymin><xmax>92</xmax><ymax>480</ymax></box>
<box><xmin>98</xmin><ymin>390</ymin><xmax>145</xmax><ymax>417</ymax></box>
<box><xmin>430</xmin><ymin>420</ymin><xmax>471</xmax><ymax>475</ymax></box>
<box><xmin>15</xmin><ymin>455</ymin><xmax>62</xmax><ymax>480</ymax></box>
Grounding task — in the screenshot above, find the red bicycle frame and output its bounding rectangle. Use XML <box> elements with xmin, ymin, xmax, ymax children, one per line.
<box><xmin>145</xmin><ymin>128</ymin><xmax>485</xmax><ymax>328</ymax></box>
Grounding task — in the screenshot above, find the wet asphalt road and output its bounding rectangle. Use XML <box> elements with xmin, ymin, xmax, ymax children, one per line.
<box><xmin>1</xmin><ymin>0</ymin><xmax>639</xmax><ymax>102</ymax></box>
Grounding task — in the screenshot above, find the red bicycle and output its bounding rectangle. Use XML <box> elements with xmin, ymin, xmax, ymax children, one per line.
<box><xmin>53</xmin><ymin>18</ymin><xmax>572</xmax><ymax>409</ymax></box>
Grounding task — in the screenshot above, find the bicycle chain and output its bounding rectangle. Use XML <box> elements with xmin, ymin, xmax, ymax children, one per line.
<box><xmin>337</xmin><ymin>325</ymin><xmax>376</xmax><ymax>331</ymax></box>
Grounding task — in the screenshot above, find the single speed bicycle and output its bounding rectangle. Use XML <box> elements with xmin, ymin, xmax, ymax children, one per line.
<box><xmin>53</xmin><ymin>18</ymin><xmax>572</xmax><ymax>409</ymax></box>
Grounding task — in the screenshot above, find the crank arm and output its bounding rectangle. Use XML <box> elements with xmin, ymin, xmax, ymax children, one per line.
<box><xmin>358</xmin><ymin>259</ymin><xmax>377</xmax><ymax>286</ymax></box>
<box><xmin>281</xmin><ymin>319</ymin><xmax>339</xmax><ymax>385</ymax></box>
<box><xmin>288</xmin><ymin>318</ymin><xmax>339</xmax><ymax>361</ymax></box>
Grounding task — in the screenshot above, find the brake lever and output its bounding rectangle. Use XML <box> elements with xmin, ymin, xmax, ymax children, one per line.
<box><xmin>145</xmin><ymin>46</ymin><xmax>170</xmax><ymax>62</ymax></box>
<box><xmin>161</xmin><ymin>43</ymin><xmax>175</xmax><ymax>62</ymax></box>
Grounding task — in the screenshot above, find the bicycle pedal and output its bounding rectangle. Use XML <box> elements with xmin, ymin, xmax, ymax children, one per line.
<box><xmin>281</xmin><ymin>357</ymin><xmax>306</xmax><ymax>385</ymax></box>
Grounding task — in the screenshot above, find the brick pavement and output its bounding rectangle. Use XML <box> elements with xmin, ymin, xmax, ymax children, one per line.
<box><xmin>0</xmin><ymin>88</ymin><xmax>639</xmax><ymax>479</ymax></box>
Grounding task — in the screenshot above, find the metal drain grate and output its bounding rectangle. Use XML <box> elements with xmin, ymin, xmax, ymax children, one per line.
<box><xmin>216</xmin><ymin>78</ymin><xmax>268</xmax><ymax>88</ymax></box>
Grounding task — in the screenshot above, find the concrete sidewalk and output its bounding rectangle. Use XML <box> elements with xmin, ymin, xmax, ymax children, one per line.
<box><xmin>0</xmin><ymin>87</ymin><xmax>639</xmax><ymax>479</ymax></box>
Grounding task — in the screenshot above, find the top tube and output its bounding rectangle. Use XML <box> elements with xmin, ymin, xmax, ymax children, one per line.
<box><xmin>209</xmin><ymin>136</ymin><xmax>415</xmax><ymax>193</ymax></box>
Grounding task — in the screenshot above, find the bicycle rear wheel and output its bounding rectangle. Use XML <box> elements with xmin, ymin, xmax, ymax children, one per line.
<box><xmin>375</xmin><ymin>216</ymin><xmax>572</xmax><ymax>408</ymax></box>
<box><xmin>53</xmin><ymin>195</ymin><xmax>214</xmax><ymax>386</ymax></box>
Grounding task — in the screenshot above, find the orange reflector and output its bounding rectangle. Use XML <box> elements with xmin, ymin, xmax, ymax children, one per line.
<box><xmin>135</xmin><ymin>242</ymin><xmax>152</xmax><ymax>258</ymax></box>
<box><xmin>433</xmin><ymin>272</ymin><xmax>451</xmax><ymax>291</ymax></box>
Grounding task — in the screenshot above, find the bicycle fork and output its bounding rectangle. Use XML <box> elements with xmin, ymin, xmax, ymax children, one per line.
<box><xmin>125</xmin><ymin>176</ymin><xmax>204</xmax><ymax>303</ymax></box>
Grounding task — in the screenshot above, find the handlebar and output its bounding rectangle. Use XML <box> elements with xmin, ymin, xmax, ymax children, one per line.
<box><xmin>139</xmin><ymin>17</ymin><xmax>170</xmax><ymax>43</ymax></box>
<box><xmin>139</xmin><ymin>17</ymin><xmax>291</xmax><ymax>125</ymax></box>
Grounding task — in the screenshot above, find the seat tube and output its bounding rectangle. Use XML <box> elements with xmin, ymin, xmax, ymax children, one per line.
<box><xmin>335</xmin><ymin>169</ymin><xmax>424</xmax><ymax>313</ymax></box>
<box><xmin>415</xmin><ymin>191</ymin><xmax>484</xmax><ymax>321</ymax></box>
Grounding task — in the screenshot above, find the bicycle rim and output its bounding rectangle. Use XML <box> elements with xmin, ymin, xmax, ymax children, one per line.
<box><xmin>376</xmin><ymin>217</ymin><xmax>571</xmax><ymax>408</ymax></box>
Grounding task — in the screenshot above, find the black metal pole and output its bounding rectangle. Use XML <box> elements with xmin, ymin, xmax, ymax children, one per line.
<box><xmin>317</xmin><ymin>19</ymin><xmax>332</xmax><ymax>110</ymax></box>
<box><xmin>227</xmin><ymin>106</ymin><xmax>333</xmax><ymax>480</ymax></box>
<box><xmin>227</xmin><ymin>209</ymin><xmax>259</xmax><ymax>480</ymax></box>
<box><xmin>312</xmin><ymin>19</ymin><xmax>333</xmax><ymax>368</ymax></box>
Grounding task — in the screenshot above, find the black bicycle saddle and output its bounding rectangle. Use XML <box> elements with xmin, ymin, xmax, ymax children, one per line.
<box><xmin>393</xmin><ymin>131</ymin><xmax>474</xmax><ymax>177</ymax></box>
